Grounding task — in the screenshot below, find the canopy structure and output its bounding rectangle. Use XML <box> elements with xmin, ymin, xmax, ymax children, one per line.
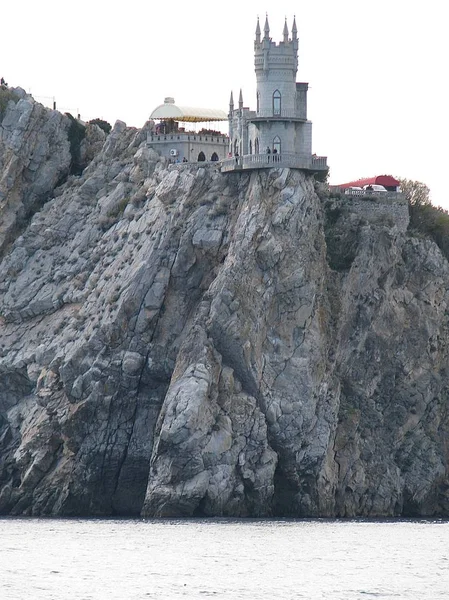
<box><xmin>338</xmin><ymin>175</ymin><xmax>401</xmax><ymax>189</ymax></box>
<box><xmin>150</xmin><ymin>97</ymin><xmax>228</xmax><ymax>123</ymax></box>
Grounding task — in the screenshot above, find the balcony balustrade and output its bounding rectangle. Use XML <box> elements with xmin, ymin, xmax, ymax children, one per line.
<box><xmin>221</xmin><ymin>152</ymin><xmax>327</xmax><ymax>173</ymax></box>
<box><xmin>250</xmin><ymin>109</ymin><xmax>306</xmax><ymax>120</ymax></box>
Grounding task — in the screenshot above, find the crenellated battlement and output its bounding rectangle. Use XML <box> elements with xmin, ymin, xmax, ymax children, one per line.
<box><xmin>254</xmin><ymin>15</ymin><xmax>298</xmax><ymax>79</ymax></box>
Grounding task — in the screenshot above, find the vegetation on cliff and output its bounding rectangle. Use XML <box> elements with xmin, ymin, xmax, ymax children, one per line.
<box><xmin>400</xmin><ymin>177</ymin><xmax>449</xmax><ymax>261</ymax></box>
<box><xmin>65</xmin><ymin>113</ymin><xmax>86</xmax><ymax>175</ymax></box>
<box><xmin>0</xmin><ymin>87</ymin><xmax>19</xmax><ymax>118</ymax></box>
<box><xmin>88</xmin><ymin>118</ymin><xmax>112</xmax><ymax>135</ymax></box>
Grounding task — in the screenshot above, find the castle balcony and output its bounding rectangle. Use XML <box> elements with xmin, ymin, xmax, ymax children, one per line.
<box><xmin>249</xmin><ymin>110</ymin><xmax>306</xmax><ymax>122</ymax></box>
<box><xmin>221</xmin><ymin>152</ymin><xmax>327</xmax><ymax>173</ymax></box>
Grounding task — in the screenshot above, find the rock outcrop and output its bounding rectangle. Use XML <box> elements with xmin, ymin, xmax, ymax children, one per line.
<box><xmin>0</xmin><ymin>94</ymin><xmax>448</xmax><ymax>517</ymax></box>
<box><xmin>0</xmin><ymin>87</ymin><xmax>106</xmax><ymax>258</ymax></box>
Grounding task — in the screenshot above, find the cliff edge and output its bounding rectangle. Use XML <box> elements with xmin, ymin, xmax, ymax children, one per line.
<box><xmin>0</xmin><ymin>94</ymin><xmax>448</xmax><ymax>517</ymax></box>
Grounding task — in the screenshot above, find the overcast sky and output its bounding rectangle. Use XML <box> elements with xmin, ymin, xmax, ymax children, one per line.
<box><xmin>2</xmin><ymin>0</ymin><xmax>448</xmax><ymax>207</ymax></box>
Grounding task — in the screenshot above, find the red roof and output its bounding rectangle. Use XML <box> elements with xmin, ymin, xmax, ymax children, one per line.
<box><xmin>337</xmin><ymin>175</ymin><xmax>401</xmax><ymax>189</ymax></box>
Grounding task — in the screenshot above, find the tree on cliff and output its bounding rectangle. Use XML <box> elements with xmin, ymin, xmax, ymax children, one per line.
<box><xmin>401</xmin><ymin>177</ymin><xmax>449</xmax><ymax>261</ymax></box>
<box><xmin>0</xmin><ymin>87</ymin><xmax>19</xmax><ymax>119</ymax></box>
<box><xmin>399</xmin><ymin>177</ymin><xmax>430</xmax><ymax>206</ymax></box>
<box><xmin>88</xmin><ymin>118</ymin><xmax>112</xmax><ymax>135</ymax></box>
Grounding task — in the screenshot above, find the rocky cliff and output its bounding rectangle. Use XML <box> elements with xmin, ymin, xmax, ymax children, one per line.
<box><xmin>0</xmin><ymin>92</ymin><xmax>448</xmax><ymax>517</ymax></box>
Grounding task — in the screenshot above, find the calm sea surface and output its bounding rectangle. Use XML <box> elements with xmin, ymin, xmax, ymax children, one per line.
<box><xmin>0</xmin><ymin>518</ymin><xmax>448</xmax><ymax>599</ymax></box>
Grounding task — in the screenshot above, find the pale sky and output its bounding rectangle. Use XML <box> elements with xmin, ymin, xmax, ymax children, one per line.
<box><xmin>2</xmin><ymin>0</ymin><xmax>448</xmax><ymax>207</ymax></box>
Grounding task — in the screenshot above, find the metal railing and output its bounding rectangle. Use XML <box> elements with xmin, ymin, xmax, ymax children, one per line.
<box><xmin>221</xmin><ymin>152</ymin><xmax>327</xmax><ymax>172</ymax></box>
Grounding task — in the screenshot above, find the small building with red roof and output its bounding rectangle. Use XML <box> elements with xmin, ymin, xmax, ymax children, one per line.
<box><xmin>336</xmin><ymin>175</ymin><xmax>401</xmax><ymax>192</ymax></box>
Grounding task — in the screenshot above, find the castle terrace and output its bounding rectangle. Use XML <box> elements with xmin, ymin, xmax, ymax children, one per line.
<box><xmin>147</xmin><ymin>97</ymin><xmax>229</xmax><ymax>163</ymax></box>
<box><xmin>221</xmin><ymin>153</ymin><xmax>327</xmax><ymax>172</ymax></box>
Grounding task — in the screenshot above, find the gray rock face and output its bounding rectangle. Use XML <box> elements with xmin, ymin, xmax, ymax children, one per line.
<box><xmin>0</xmin><ymin>96</ymin><xmax>448</xmax><ymax>517</ymax></box>
<box><xmin>0</xmin><ymin>90</ymin><xmax>72</xmax><ymax>256</ymax></box>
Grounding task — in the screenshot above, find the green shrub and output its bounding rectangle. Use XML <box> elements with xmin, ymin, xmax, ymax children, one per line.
<box><xmin>88</xmin><ymin>118</ymin><xmax>112</xmax><ymax>135</ymax></box>
<box><xmin>323</xmin><ymin>202</ymin><xmax>359</xmax><ymax>271</ymax></box>
<box><xmin>396</xmin><ymin>177</ymin><xmax>449</xmax><ymax>261</ymax></box>
<box><xmin>0</xmin><ymin>87</ymin><xmax>19</xmax><ymax>119</ymax></box>
<box><xmin>107</xmin><ymin>197</ymin><xmax>130</xmax><ymax>219</ymax></box>
<box><xmin>409</xmin><ymin>203</ymin><xmax>449</xmax><ymax>261</ymax></box>
<box><xmin>66</xmin><ymin>113</ymin><xmax>86</xmax><ymax>175</ymax></box>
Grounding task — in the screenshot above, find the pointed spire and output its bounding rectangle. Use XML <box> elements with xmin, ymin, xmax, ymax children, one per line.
<box><xmin>238</xmin><ymin>88</ymin><xmax>243</xmax><ymax>109</ymax></box>
<box><xmin>292</xmin><ymin>15</ymin><xmax>298</xmax><ymax>39</ymax></box>
<box><xmin>255</xmin><ymin>16</ymin><xmax>261</xmax><ymax>43</ymax></box>
<box><xmin>283</xmin><ymin>17</ymin><xmax>289</xmax><ymax>42</ymax></box>
<box><xmin>229</xmin><ymin>91</ymin><xmax>234</xmax><ymax>111</ymax></box>
<box><xmin>264</xmin><ymin>13</ymin><xmax>270</xmax><ymax>39</ymax></box>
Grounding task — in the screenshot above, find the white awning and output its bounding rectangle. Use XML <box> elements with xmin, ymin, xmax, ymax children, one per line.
<box><xmin>150</xmin><ymin>98</ymin><xmax>228</xmax><ymax>122</ymax></box>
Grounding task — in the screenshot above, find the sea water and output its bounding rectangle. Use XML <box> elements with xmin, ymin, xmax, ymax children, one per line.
<box><xmin>0</xmin><ymin>518</ymin><xmax>448</xmax><ymax>599</ymax></box>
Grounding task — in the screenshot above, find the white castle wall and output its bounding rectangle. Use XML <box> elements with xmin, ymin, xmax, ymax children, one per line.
<box><xmin>147</xmin><ymin>132</ymin><xmax>228</xmax><ymax>162</ymax></box>
<box><xmin>255</xmin><ymin>42</ymin><xmax>298</xmax><ymax>117</ymax></box>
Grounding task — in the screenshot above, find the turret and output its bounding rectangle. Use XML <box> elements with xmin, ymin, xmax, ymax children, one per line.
<box><xmin>229</xmin><ymin>91</ymin><xmax>234</xmax><ymax>113</ymax></box>
<box><xmin>264</xmin><ymin>14</ymin><xmax>270</xmax><ymax>40</ymax></box>
<box><xmin>238</xmin><ymin>89</ymin><xmax>243</xmax><ymax>110</ymax></box>
<box><xmin>283</xmin><ymin>18</ymin><xmax>289</xmax><ymax>43</ymax></box>
<box><xmin>292</xmin><ymin>16</ymin><xmax>298</xmax><ymax>62</ymax></box>
<box><xmin>255</xmin><ymin>17</ymin><xmax>261</xmax><ymax>45</ymax></box>
<box><xmin>292</xmin><ymin>16</ymin><xmax>298</xmax><ymax>45</ymax></box>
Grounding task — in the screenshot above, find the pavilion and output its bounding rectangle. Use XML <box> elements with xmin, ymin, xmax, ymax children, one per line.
<box><xmin>147</xmin><ymin>97</ymin><xmax>229</xmax><ymax>163</ymax></box>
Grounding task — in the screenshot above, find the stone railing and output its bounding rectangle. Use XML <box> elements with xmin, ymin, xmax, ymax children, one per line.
<box><xmin>252</xmin><ymin>109</ymin><xmax>305</xmax><ymax>119</ymax></box>
<box><xmin>311</xmin><ymin>155</ymin><xmax>327</xmax><ymax>170</ymax></box>
<box><xmin>221</xmin><ymin>152</ymin><xmax>327</xmax><ymax>173</ymax></box>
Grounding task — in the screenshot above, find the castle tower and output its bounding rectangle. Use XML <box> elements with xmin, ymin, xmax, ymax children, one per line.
<box><xmin>250</xmin><ymin>15</ymin><xmax>311</xmax><ymax>156</ymax></box>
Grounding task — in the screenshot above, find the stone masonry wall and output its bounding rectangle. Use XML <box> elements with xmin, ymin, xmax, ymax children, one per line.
<box><xmin>343</xmin><ymin>195</ymin><xmax>409</xmax><ymax>232</ymax></box>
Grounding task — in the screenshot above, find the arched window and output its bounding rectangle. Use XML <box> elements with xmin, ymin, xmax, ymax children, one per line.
<box><xmin>273</xmin><ymin>136</ymin><xmax>281</xmax><ymax>158</ymax></box>
<box><xmin>233</xmin><ymin>139</ymin><xmax>239</xmax><ymax>156</ymax></box>
<box><xmin>256</xmin><ymin>91</ymin><xmax>260</xmax><ymax>113</ymax></box>
<box><xmin>273</xmin><ymin>90</ymin><xmax>281</xmax><ymax>116</ymax></box>
<box><xmin>249</xmin><ymin>140</ymin><xmax>253</xmax><ymax>155</ymax></box>
<box><xmin>211</xmin><ymin>152</ymin><xmax>219</xmax><ymax>161</ymax></box>
<box><xmin>197</xmin><ymin>151</ymin><xmax>206</xmax><ymax>162</ymax></box>
<box><xmin>255</xmin><ymin>137</ymin><xmax>259</xmax><ymax>154</ymax></box>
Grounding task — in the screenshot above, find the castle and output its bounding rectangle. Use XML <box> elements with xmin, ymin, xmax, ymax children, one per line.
<box><xmin>147</xmin><ymin>16</ymin><xmax>327</xmax><ymax>173</ymax></box>
<box><xmin>223</xmin><ymin>15</ymin><xmax>327</xmax><ymax>173</ymax></box>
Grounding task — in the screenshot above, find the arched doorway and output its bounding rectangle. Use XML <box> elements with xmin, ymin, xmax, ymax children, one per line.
<box><xmin>198</xmin><ymin>151</ymin><xmax>206</xmax><ymax>162</ymax></box>
<box><xmin>273</xmin><ymin>136</ymin><xmax>281</xmax><ymax>160</ymax></box>
<box><xmin>211</xmin><ymin>152</ymin><xmax>219</xmax><ymax>161</ymax></box>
